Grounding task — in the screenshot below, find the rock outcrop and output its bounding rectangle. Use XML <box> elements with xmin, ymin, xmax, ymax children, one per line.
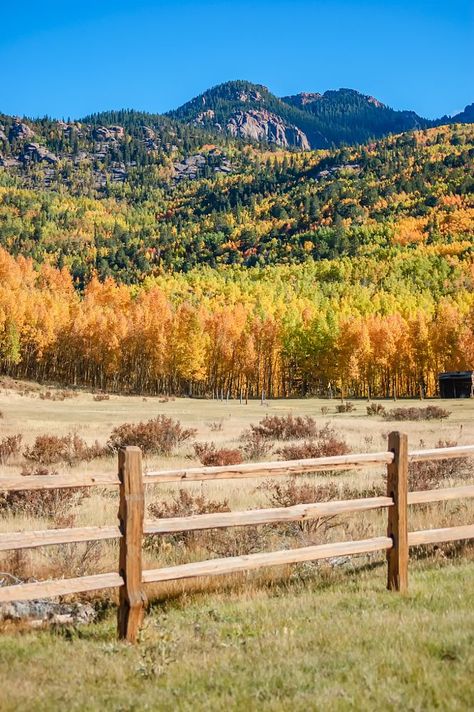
<box><xmin>285</xmin><ymin>92</ymin><xmax>323</xmax><ymax>108</ymax></box>
<box><xmin>226</xmin><ymin>109</ymin><xmax>310</xmax><ymax>150</ymax></box>
<box><xmin>195</xmin><ymin>109</ymin><xmax>216</xmax><ymax>124</ymax></box>
<box><xmin>93</xmin><ymin>125</ymin><xmax>124</xmax><ymax>141</ymax></box>
<box><xmin>8</xmin><ymin>119</ymin><xmax>34</xmax><ymax>141</ymax></box>
<box><xmin>173</xmin><ymin>149</ymin><xmax>232</xmax><ymax>181</ymax></box>
<box><xmin>142</xmin><ymin>125</ymin><xmax>159</xmax><ymax>150</ymax></box>
<box><xmin>21</xmin><ymin>143</ymin><xmax>58</xmax><ymax>164</ymax></box>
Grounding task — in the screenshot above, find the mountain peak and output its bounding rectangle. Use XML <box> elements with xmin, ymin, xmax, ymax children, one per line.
<box><xmin>180</xmin><ymin>80</ymin><xmax>272</xmax><ymax>107</ymax></box>
<box><xmin>282</xmin><ymin>92</ymin><xmax>323</xmax><ymax>108</ymax></box>
<box><xmin>283</xmin><ymin>88</ymin><xmax>387</xmax><ymax>110</ymax></box>
<box><xmin>164</xmin><ymin>82</ymin><xmax>472</xmax><ymax>150</ymax></box>
<box><xmin>168</xmin><ymin>80</ymin><xmax>319</xmax><ymax>149</ymax></box>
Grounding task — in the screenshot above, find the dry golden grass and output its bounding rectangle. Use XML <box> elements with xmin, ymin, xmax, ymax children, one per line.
<box><xmin>0</xmin><ymin>381</ymin><xmax>473</xmax><ymax>595</ymax></box>
<box><xmin>0</xmin><ymin>383</ymin><xmax>473</xmax><ymax>710</ymax></box>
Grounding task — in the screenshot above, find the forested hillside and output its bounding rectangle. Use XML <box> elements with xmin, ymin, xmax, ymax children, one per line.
<box><xmin>0</xmin><ymin>99</ymin><xmax>473</xmax><ymax>399</ymax></box>
<box><xmin>1</xmin><ymin>123</ymin><xmax>472</xmax><ymax>282</ymax></box>
<box><xmin>170</xmin><ymin>80</ymin><xmax>433</xmax><ymax>148</ymax></box>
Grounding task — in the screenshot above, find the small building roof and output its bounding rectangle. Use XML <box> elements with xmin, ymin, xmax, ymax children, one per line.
<box><xmin>439</xmin><ymin>371</ymin><xmax>473</xmax><ymax>379</ymax></box>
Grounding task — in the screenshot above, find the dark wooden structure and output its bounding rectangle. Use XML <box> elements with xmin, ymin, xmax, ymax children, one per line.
<box><xmin>438</xmin><ymin>371</ymin><xmax>474</xmax><ymax>398</ymax></box>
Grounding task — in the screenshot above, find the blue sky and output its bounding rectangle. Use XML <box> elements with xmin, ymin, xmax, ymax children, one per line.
<box><xmin>1</xmin><ymin>0</ymin><xmax>472</xmax><ymax>119</ymax></box>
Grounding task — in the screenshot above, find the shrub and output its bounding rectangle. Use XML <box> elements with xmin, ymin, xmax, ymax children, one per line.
<box><xmin>147</xmin><ymin>489</ymin><xmax>268</xmax><ymax>557</ymax></box>
<box><xmin>148</xmin><ymin>489</ymin><xmax>267</xmax><ymax>558</ymax></box>
<box><xmin>409</xmin><ymin>440</ymin><xmax>473</xmax><ymax>490</ymax></box>
<box><xmin>249</xmin><ymin>414</ymin><xmax>318</xmax><ymax>440</ymax></box>
<box><xmin>276</xmin><ymin>424</ymin><xmax>351</xmax><ymax>460</ymax></box>
<box><xmin>193</xmin><ymin>442</ymin><xmax>243</xmax><ymax>466</ymax></box>
<box><xmin>384</xmin><ymin>406</ymin><xmax>451</xmax><ymax>421</ymax></box>
<box><xmin>207</xmin><ymin>420</ymin><xmax>223</xmax><ymax>432</ymax></box>
<box><xmin>41</xmin><ymin>540</ymin><xmax>102</xmax><ymax>579</ymax></box>
<box><xmin>363</xmin><ymin>434</ymin><xmax>374</xmax><ymax>449</ymax></box>
<box><xmin>342</xmin><ymin>482</ymin><xmax>385</xmax><ymax>499</ymax></box>
<box><xmin>366</xmin><ymin>402</ymin><xmax>387</xmax><ymax>416</ymax></box>
<box><xmin>23</xmin><ymin>433</ymin><xmax>105</xmax><ymax>466</ymax></box>
<box><xmin>205</xmin><ymin>525</ymin><xmax>268</xmax><ymax>558</ymax></box>
<box><xmin>0</xmin><ymin>434</ymin><xmax>22</xmax><ymax>465</ymax></box>
<box><xmin>107</xmin><ymin>416</ymin><xmax>196</xmax><ymax>455</ymax></box>
<box><xmin>320</xmin><ymin>406</ymin><xmax>329</xmax><ymax>416</ymax></box>
<box><xmin>258</xmin><ymin>478</ymin><xmax>342</xmax><ymax>539</ymax></box>
<box><xmin>24</xmin><ymin>435</ymin><xmax>68</xmax><ymax>464</ymax></box>
<box><xmin>93</xmin><ymin>394</ymin><xmax>110</xmax><ymax>402</ymax></box>
<box><xmin>336</xmin><ymin>402</ymin><xmax>355</xmax><ymax>413</ymax></box>
<box><xmin>150</xmin><ymin>488</ymin><xmax>229</xmax><ymax>520</ymax></box>
<box><xmin>0</xmin><ymin>465</ymin><xmax>89</xmax><ymax>519</ymax></box>
<box><xmin>239</xmin><ymin>430</ymin><xmax>273</xmax><ymax>461</ymax></box>
<box><xmin>39</xmin><ymin>390</ymin><xmax>77</xmax><ymax>402</ymax></box>
<box><xmin>147</xmin><ymin>489</ymin><xmax>230</xmax><ymax>549</ymax></box>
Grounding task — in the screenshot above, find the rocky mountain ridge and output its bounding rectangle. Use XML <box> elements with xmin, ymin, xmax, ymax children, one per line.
<box><xmin>169</xmin><ymin>80</ymin><xmax>473</xmax><ymax>149</ymax></box>
<box><xmin>225</xmin><ymin>108</ymin><xmax>310</xmax><ymax>149</ymax></box>
<box><xmin>0</xmin><ymin>81</ymin><xmax>472</xmax><ymax>192</ymax></box>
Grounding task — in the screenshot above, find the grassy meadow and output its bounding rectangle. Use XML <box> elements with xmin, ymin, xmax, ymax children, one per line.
<box><xmin>0</xmin><ymin>380</ymin><xmax>473</xmax><ymax>710</ymax></box>
<box><xmin>0</xmin><ymin>560</ymin><xmax>473</xmax><ymax>711</ymax></box>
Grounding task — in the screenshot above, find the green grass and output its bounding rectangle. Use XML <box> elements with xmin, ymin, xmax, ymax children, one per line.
<box><xmin>1</xmin><ymin>559</ymin><xmax>473</xmax><ymax>711</ymax></box>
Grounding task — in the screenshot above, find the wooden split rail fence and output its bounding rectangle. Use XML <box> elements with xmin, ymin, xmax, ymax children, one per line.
<box><xmin>0</xmin><ymin>432</ymin><xmax>473</xmax><ymax>642</ymax></box>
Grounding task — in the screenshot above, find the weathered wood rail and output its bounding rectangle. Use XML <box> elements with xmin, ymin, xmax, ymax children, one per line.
<box><xmin>0</xmin><ymin>433</ymin><xmax>473</xmax><ymax>643</ymax></box>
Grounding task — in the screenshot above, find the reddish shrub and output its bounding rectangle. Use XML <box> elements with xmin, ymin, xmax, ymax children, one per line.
<box><xmin>107</xmin><ymin>416</ymin><xmax>196</xmax><ymax>455</ymax></box>
<box><xmin>193</xmin><ymin>442</ymin><xmax>243</xmax><ymax>466</ymax></box>
<box><xmin>239</xmin><ymin>430</ymin><xmax>273</xmax><ymax>461</ymax></box>
<box><xmin>150</xmin><ymin>488</ymin><xmax>229</xmax><ymax>518</ymax></box>
<box><xmin>384</xmin><ymin>406</ymin><xmax>451</xmax><ymax>421</ymax></box>
<box><xmin>409</xmin><ymin>440</ymin><xmax>473</xmax><ymax>490</ymax></box>
<box><xmin>336</xmin><ymin>402</ymin><xmax>355</xmax><ymax>413</ymax></box>
<box><xmin>147</xmin><ymin>488</ymin><xmax>267</xmax><ymax>557</ymax></box>
<box><xmin>39</xmin><ymin>390</ymin><xmax>77</xmax><ymax>402</ymax></box>
<box><xmin>147</xmin><ymin>489</ymin><xmax>230</xmax><ymax>549</ymax></box>
<box><xmin>276</xmin><ymin>424</ymin><xmax>351</xmax><ymax>460</ymax></box>
<box><xmin>258</xmin><ymin>478</ymin><xmax>342</xmax><ymax>539</ymax></box>
<box><xmin>0</xmin><ymin>434</ymin><xmax>22</xmax><ymax>465</ymax></box>
<box><xmin>249</xmin><ymin>414</ymin><xmax>318</xmax><ymax>440</ymax></box>
<box><xmin>366</xmin><ymin>402</ymin><xmax>386</xmax><ymax>416</ymax></box>
<box><xmin>23</xmin><ymin>433</ymin><xmax>105</xmax><ymax>466</ymax></box>
<box><xmin>0</xmin><ymin>465</ymin><xmax>89</xmax><ymax>519</ymax></box>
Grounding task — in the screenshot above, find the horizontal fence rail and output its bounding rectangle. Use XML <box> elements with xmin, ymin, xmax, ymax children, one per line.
<box><xmin>1</xmin><ymin>445</ymin><xmax>474</xmax><ymax>492</ymax></box>
<box><xmin>0</xmin><ymin>434</ymin><xmax>473</xmax><ymax>642</ymax></box>
<box><xmin>2</xmin><ymin>485</ymin><xmax>474</xmax><ymax>552</ymax></box>
<box><xmin>2</xmin><ymin>526</ymin><xmax>474</xmax><ymax>604</ymax></box>
<box><xmin>0</xmin><ymin>573</ymin><xmax>124</xmax><ymax>603</ymax></box>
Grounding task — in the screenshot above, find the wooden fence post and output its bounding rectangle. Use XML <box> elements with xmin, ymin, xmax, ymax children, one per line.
<box><xmin>117</xmin><ymin>446</ymin><xmax>147</xmax><ymax>642</ymax></box>
<box><xmin>386</xmin><ymin>431</ymin><xmax>409</xmax><ymax>592</ymax></box>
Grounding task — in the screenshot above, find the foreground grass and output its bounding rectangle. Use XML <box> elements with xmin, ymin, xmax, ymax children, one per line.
<box><xmin>1</xmin><ymin>559</ymin><xmax>473</xmax><ymax>711</ymax></box>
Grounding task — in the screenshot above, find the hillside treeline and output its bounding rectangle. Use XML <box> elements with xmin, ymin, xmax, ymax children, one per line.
<box><xmin>1</xmin><ymin>125</ymin><xmax>472</xmax><ymax>283</ymax></box>
<box><xmin>1</xmin><ymin>248</ymin><xmax>472</xmax><ymax>398</ymax></box>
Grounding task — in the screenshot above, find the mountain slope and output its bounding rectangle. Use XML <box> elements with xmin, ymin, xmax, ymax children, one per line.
<box><xmin>0</xmin><ymin>121</ymin><xmax>472</xmax><ymax>282</ymax></box>
<box><xmin>167</xmin><ymin>80</ymin><xmax>329</xmax><ymax>149</ymax></box>
<box><xmin>438</xmin><ymin>103</ymin><xmax>474</xmax><ymax>125</ymax></box>
<box><xmin>169</xmin><ymin>80</ymin><xmax>435</xmax><ymax>148</ymax></box>
<box><xmin>281</xmin><ymin>88</ymin><xmax>429</xmax><ymax>145</ymax></box>
<box><xmin>1</xmin><ymin>81</ymin><xmax>472</xmax><ymax>165</ymax></box>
